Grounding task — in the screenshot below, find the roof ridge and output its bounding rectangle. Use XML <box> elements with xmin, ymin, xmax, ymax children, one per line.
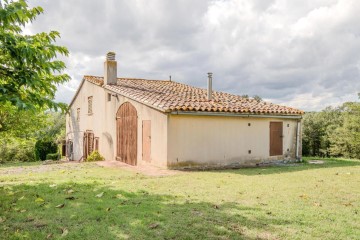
<box><xmin>83</xmin><ymin>75</ymin><xmax>304</xmax><ymax>115</ymax></box>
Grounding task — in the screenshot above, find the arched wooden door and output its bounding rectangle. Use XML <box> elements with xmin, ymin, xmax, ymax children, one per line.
<box><xmin>116</xmin><ymin>102</ymin><xmax>137</xmax><ymax>165</ymax></box>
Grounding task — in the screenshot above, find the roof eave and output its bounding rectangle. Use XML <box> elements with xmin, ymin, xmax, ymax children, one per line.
<box><xmin>170</xmin><ymin>111</ymin><xmax>303</xmax><ymax>119</ymax></box>
<box><xmin>68</xmin><ymin>77</ymin><xmax>104</xmax><ymax>109</ymax></box>
<box><xmin>68</xmin><ymin>78</ymin><xmax>85</xmax><ymax>108</ymax></box>
<box><xmin>103</xmin><ymin>85</ymin><xmax>169</xmax><ymax>113</ymax></box>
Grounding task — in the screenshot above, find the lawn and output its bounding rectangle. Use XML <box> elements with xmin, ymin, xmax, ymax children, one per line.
<box><xmin>0</xmin><ymin>159</ymin><xmax>359</xmax><ymax>240</ymax></box>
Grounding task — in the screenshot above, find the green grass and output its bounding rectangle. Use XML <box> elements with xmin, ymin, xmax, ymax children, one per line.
<box><xmin>0</xmin><ymin>159</ymin><xmax>359</xmax><ymax>239</ymax></box>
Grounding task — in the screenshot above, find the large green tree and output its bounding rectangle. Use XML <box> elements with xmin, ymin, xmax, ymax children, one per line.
<box><xmin>329</xmin><ymin>101</ymin><xmax>360</xmax><ymax>159</ymax></box>
<box><xmin>0</xmin><ymin>106</ymin><xmax>66</xmax><ymax>163</ymax></box>
<box><xmin>0</xmin><ymin>102</ymin><xmax>48</xmax><ymax>137</ymax></box>
<box><xmin>0</xmin><ymin>0</ymin><xmax>69</xmax><ymax>110</ymax></box>
<box><xmin>302</xmin><ymin>94</ymin><xmax>360</xmax><ymax>159</ymax></box>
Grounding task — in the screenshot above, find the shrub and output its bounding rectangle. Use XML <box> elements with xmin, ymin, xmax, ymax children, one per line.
<box><xmin>86</xmin><ymin>151</ymin><xmax>105</xmax><ymax>162</ymax></box>
<box><xmin>34</xmin><ymin>140</ymin><xmax>58</xmax><ymax>161</ymax></box>
<box><xmin>0</xmin><ymin>138</ymin><xmax>36</xmax><ymax>162</ymax></box>
<box><xmin>46</xmin><ymin>153</ymin><xmax>60</xmax><ymax>160</ymax></box>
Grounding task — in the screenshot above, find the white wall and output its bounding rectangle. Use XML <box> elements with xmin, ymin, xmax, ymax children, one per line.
<box><xmin>66</xmin><ymin>81</ymin><xmax>168</xmax><ymax>167</ymax></box>
<box><xmin>167</xmin><ymin>115</ymin><xmax>300</xmax><ymax>168</ymax></box>
<box><xmin>66</xmin><ymin>81</ymin><xmax>105</xmax><ymax>161</ymax></box>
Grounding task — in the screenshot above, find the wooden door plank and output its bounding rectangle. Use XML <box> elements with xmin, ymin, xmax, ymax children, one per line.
<box><xmin>270</xmin><ymin>122</ymin><xmax>283</xmax><ymax>156</ymax></box>
<box><xmin>116</xmin><ymin>102</ymin><xmax>137</xmax><ymax>165</ymax></box>
<box><xmin>142</xmin><ymin>120</ymin><xmax>151</xmax><ymax>162</ymax></box>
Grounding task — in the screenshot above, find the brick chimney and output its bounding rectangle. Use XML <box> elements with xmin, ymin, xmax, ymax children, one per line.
<box><xmin>104</xmin><ymin>52</ymin><xmax>117</xmax><ymax>85</ymax></box>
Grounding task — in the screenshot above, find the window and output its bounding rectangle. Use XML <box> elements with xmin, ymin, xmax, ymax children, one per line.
<box><xmin>107</xmin><ymin>93</ymin><xmax>111</xmax><ymax>102</ymax></box>
<box><xmin>76</xmin><ymin>108</ymin><xmax>80</xmax><ymax>122</ymax></box>
<box><xmin>88</xmin><ymin>96</ymin><xmax>93</xmax><ymax>114</ymax></box>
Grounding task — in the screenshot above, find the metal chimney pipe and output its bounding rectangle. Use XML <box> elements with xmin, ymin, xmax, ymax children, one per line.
<box><xmin>207</xmin><ymin>72</ymin><xmax>213</xmax><ymax>101</ymax></box>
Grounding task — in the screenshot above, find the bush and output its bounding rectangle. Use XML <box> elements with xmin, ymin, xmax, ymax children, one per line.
<box><xmin>46</xmin><ymin>153</ymin><xmax>60</xmax><ymax>160</ymax></box>
<box><xmin>34</xmin><ymin>140</ymin><xmax>58</xmax><ymax>161</ymax></box>
<box><xmin>0</xmin><ymin>138</ymin><xmax>35</xmax><ymax>163</ymax></box>
<box><xmin>86</xmin><ymin>151</ymin><xmax>105</xmax><ymax>162</ymax></box>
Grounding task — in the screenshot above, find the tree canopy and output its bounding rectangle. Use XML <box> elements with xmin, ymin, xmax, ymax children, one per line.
<box><xmin>0</xmin><ymin>0</ymin><xmax>69</xmax><ymax>110</ymax></box>
<box><xmin>302</xmin><ymin>95</ymin><xmax>360</xmax><ymax>159</ymax></box>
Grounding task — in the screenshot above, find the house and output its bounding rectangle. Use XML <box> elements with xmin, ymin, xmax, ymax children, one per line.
<box><xmin>66</xmin><ymin>52</ymin><xmax>304</xmax><ymax>168</ymax></box>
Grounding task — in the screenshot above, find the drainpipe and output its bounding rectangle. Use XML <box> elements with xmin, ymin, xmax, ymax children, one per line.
<box><xmin>295</xmin><ymin>120</ymin><xmax>301</xmax><ymax>161</ymax></box>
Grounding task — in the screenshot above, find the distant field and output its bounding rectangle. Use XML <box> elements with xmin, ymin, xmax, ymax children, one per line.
<box><xmin>0</xmin><ymin>158</ymin><xmax>359</xmax><ymax>239</ymax></box>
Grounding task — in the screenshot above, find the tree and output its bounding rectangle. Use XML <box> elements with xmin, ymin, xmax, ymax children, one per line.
<box><xmin>0</xmin><ymin>102</ymin><xmax>49</xmax><ymax>137</ymax></box>
<box><xmin>329</xmin><ymin>101</ymin><xmax>360</xmax><ymax>158</ymax></box>
<box><xmin>302</xmin><ymin>94</ymin><xmax>360</xmax><ymax>159</ymax></box>
<box><xmin>302</xmin><ymin>112</ymin><xmax>325</xmax><ymax>156</ymax></box>
<box><xmin>253</xmin><ymin>95</ymin><xmax>262</xmax><ymax>102</ymax></box>
<box><xmin>0</xmin><ymin>0</ymin><xmax>70</xmax><ymax>110</ymax></box>
<box><xmin>302</xmin><ymin>107</ymin><xmax>342</xmax><ymax>157</ymax></box>
<box><xmin>0</xmin><ymin>106</ymin><xmax>66</xmax><ymax>162</ymax></box>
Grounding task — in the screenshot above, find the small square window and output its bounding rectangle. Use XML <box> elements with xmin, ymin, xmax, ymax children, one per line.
<box><xmin>248</xmin><ymin>123</ymin><xmax>251</xmax><ymax>126</ymax></box>
<box><xmin>88</xmin><ymin>96</ymin><xmax>93</xmax><ymax>114</ymax></box>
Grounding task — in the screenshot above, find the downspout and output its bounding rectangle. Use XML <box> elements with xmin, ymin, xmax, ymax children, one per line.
<box><xmin>295</xmin><ymin>120</ymin><xmax>301</xmax><ymax>161</ymax></box>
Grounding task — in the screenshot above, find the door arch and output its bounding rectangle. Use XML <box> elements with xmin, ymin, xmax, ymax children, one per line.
<box><xmin>116</xmin><ymin>102</ymin><xmax>137</xmax><ymax>165</ymax></box>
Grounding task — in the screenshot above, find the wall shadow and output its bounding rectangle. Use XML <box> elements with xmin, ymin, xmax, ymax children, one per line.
<box><xmin>0</xmin><ymin>182</ymin><xmax>293</xmax><ymax>239</ymax></box>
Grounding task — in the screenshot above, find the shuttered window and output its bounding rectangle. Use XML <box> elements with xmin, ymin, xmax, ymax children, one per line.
<box><xmin>88</xmin><ymin>96</ymin><xmax>93</xmax><ymax>114</ymax></box>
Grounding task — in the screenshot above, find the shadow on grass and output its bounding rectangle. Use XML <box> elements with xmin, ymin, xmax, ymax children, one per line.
<box><xmin>0</xmin><ymin>182</ymin><xmax>292</xmax><ymax>240</ymax></box>
<box><xmin>207</xmin><ymin>158</ymin><xmax>360</xmax><ymax>176</ymax></box>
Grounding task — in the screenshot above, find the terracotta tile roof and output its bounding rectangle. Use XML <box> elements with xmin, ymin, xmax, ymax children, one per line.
<box><xmin>84</xmin><ymin>75</ymin><xmax>304</xmax><ymax>115</ymax></box>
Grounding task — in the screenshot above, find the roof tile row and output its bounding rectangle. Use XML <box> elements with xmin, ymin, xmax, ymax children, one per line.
<box><xmin>84</xmin><ymin>75</ymin><xmax>303</xmax><ymax>115</ymax></box>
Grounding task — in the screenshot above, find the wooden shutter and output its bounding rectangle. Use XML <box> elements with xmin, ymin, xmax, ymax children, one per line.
<box><xmin>94</xmin><ymin>137</ymin><xmax>99</xmax><ymax>151</ymax></box>
<box><xmin>88</xmin><ymin>132</ymin><xmax>94</xmax><ymax>155</ymax></box>
<box><xmin>270</xmin><ymin>122</ymin><xmax>283</xmax><ymax>156</ymax></box>
<box><xmin>83</xmin><ymin>131</ymin><xmax>94</xmax><ymax>160</ymax></box>
<box><xmin>142</xmin><ymin>120</ymin><xmax>151</xmax><ymax>162</ymax></box>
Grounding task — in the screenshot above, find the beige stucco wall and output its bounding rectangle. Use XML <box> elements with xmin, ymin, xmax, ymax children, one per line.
<box><xmin>167</xmin><ymin>114</ymin><xmax>300</xmax><ymax>168</ymax></box>
<box><xmin>105</xmin><ymin>93</ymin><xmax>168</xmax><ymax>167</ymax></box>
<box><xmin>66</xmin><ymin>81</ymin><xmax>106</xmax><ymax>161</ymax></box>
<box><xmin>66</xmin><ymin>81</ymin><xmax>168</xmax><ymax>167</ymax></box>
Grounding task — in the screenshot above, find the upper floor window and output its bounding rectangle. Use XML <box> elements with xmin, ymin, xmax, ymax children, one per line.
<box><xmin>76</xmin><ymin>108</ymin><xmax>80</xmax><ymax>122</ymax></box>
<box><xmin>88</xmin><ymin>96</ymin><xmax>93</xmax><ymax>114</ymax></box>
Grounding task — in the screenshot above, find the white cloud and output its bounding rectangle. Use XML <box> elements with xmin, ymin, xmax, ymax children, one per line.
<box><xmin>27</xmin><ymin>0</ymin><xmax>360</xmax><ymax>111</ymax></box>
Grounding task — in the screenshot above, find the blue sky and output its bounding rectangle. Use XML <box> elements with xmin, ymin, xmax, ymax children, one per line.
<box><xmin>27</xmin><ymin>0</ymin><xmax>360</xmax><ymax>111</ymax></box>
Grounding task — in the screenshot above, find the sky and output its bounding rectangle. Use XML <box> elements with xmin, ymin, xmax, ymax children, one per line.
<box><xmin>25</xmin><ymin>0</ymin><xmax>360</xmax><ymax>111</ymax></box>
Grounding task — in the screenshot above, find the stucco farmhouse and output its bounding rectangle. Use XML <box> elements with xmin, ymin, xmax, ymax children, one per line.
<box><xmin>66</xmin><ymin>52</ymin><xmax>304</xmax><ymax>168</ymax></box>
